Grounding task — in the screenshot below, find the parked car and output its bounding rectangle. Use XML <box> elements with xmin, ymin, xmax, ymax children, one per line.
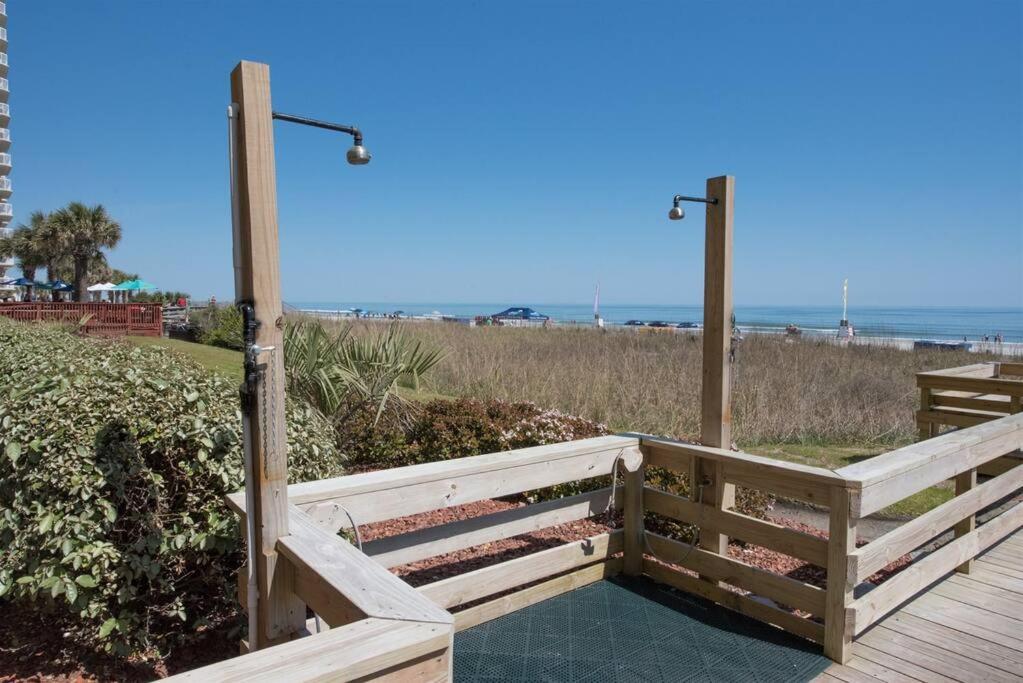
<box><xmin>647</xmin><ymin>321</ymin><xmax>672</xmax><ymax>328</ymax></box>
<box><xmin>676</xmin><ymin>322</ymin><xmax>700</xmax><ymax>329</ymax></box>
<box><xmin>624</xmin><ymin>320</ymin><xmax>646</xmax><ymax>326</ymax></box>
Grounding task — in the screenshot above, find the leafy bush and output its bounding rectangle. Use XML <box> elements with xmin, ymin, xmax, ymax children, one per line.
<box><xmin>194</xmin><ymin>305</ymin><xmax>243</xmax><ymax>350</ymax></box>
<box><xmin>0</xmin><ymin>319</ymin><xmax>343</xmax><ymax>657</ymax></box>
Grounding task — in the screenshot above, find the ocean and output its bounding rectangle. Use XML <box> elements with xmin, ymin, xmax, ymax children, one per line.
<box><xmin>286</xmin><ymin>302</ymin><xmax>1023</xmax><ymax>344</ymax></box>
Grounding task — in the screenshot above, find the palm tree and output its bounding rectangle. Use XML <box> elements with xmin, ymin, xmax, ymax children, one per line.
<box><xmin>46</xmin><ymin>203</ymin><xmax>121</xmax><ymax>302</ymax></box>
<box><xmin>0</xmin><ymin>213</ymin><xmax>48</xmax><ymax>300</ymax></box>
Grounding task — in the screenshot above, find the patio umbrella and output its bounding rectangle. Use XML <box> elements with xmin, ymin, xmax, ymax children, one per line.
<box><xmin>49</xmin><ymin>280</ymin><xmax>74</xmax><ymax>292</ymax></box>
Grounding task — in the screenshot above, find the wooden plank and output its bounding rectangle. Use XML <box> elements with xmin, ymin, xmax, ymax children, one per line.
<box><xmin>849</xmin><ymin>463</ymin><xmax>1023</xmax><ymax>582</ymax></box>
<box><xmin>860</xmin><ymin>625</ymin><xmax>1020</xmax><ymax>683</ymax></box>
<box><xmin>917</xmin><ymin>373</ymin><xmax>1023</xmax><ymax>397</ymax></box>
<box><xmin>977</xmin><ymin>553</ymin><xmax>1023</xmax><ymax>576</ymax></box>
<box><xmin>853</xmin><ymin>643</ymin><xmax>958</xmax><ymax>683</ymax></box>
<box><xmin>230</xmin><ymin>437</ymin><xmax>639</xmax><ymax>529</ymax></box>
<box><xmin>644</xmin><ymin>532</ymin><xmax>826</xmax><ymax>616</ymax></box>
<box><xmin>229</xmin><ymin>59</ymin><xmax>304</xmax><ymax>648</ymax></box>
<box><xmin>962</xmin><ymin>566</ymin><xmax>1023</xmax><ymax>595</ymax></box>
<box><xmin>623</xmin><ymin>447</ymin><xmax>645</xmax><ymax>575</ymax></box>
<box><xmin>997</xmin><ymin>362</ymin><xmax>1023</xmax><ymax>377</ymax></box>
<box><xmin>163</xmin><ymin>617</ymin><xmax>452</xmax><ymax>682</ymax></box>
<box><xmin>644</xmin><ymin>486</ymin><xmax>829</xmax><ymax>566</ymax></box>
<box><xmin>283</xmin><ymin>435</ymin><xmax>636</xmax><ymax>507</ymax></box>
<box><xmin>907</xmin><ymin>593</ymin><xmax>1023</xmax><ymax>650</ymax></box>
<box><xmin>813</xmin><ymin>664</ymin><xmax>877</xmax><ymax>683</ymax></box>
<box><xmin>918</xmin><ymin>363</ymin><xmax>995</xmax><ymax>378</ymax></box>
<box><xmin>452</xmin><ymin>559</ymin><xmax>623</xmax><ymax>631</ymax></box>
<box><xmin>979</xmin><ymin>455</ymin><xmax>1022</xmax><ymax>478</ymax></box>
<box><xmin>884</xmin><ymin>610</ymin><xmax>1023</xmax><ymax>669</ymax></box>
<box><xmin>643</xmin><ymin>560</ymin><xmax>824</xmax><ymax>644</ymax></box>
<box><xmin>844</xmin><ymin>655</ymin><xmax>923</xmax><ymax>683</ymax></box>
<box><xmin>825</xmin><ymin>487</ymin><xmax>856</xmax><ymax>664</ymax></box>
<box><xmin>916</xmin><ymin>409</ymin><xmax>994</xmax><ymax>429</ymax></box>
<box><xmin>850</xmin><ymin>502</ymin><xmax>1023</xmax><ymax>635</ymax></box>
<box><xmin>840</xmin><ymin>413</ymin><xmax>1023</xmax><ymax>517</ymax></box>
<box><xmin>936</xmin><ymin>576</ymin><xmax>1023</xmax><ymax>617</ymax></box>
<box><xmin>419</xmin><ymin>531</ymin><xmax>622</xmax><ymax>610</ymax></box>
<box><xmin>278</xmin><ymin>507</ymin><xmax>452</xmax><ymax>627</ymax></box>
<box><xmin>932</xmin><ymin>391</ymin><xmax>1012</xmax><ymax>414</ymax></box>
<box><xmin>362</xmin><ymin>486</ymin><xmax>619</xmax><ymax>569</ymax></box>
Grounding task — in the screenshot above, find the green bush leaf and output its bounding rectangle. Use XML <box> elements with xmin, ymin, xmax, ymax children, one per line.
<box><xmin>75</xmin><ymin>575</ymin><xmax>97</xmax><ymax>588</ymax></box>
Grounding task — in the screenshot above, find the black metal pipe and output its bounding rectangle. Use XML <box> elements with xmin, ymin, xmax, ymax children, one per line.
<box><xmin>673</xmin><ymin>194</ymin><xmax>718</xmax><ymax>206</ymax></box>
<box><xmin>272</xmin><ymin>112</ymin><xmax>363</xmax><ymax>145</ymax></box>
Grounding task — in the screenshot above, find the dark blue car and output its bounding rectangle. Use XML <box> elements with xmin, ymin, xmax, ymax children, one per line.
<box><xmin>491</xmin><ymin>307</ymin><xmax>550</xmax><ymax>321</ymax></box>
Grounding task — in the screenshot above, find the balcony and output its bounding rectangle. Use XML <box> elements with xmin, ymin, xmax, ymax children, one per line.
<box><xmin>0</xmin><ymin>3</ymin><xmax>6</xmax><ymax>18</ymax></box>
<box><xmin>0</xmin><ymin>27</ymin><xmax>6</xmax><ymax>49</ymax></box>
<box><xmin>0</xmin><ymin>53</ymin><xmax>8</xmax><ymax>77</ymax></box>
<box><xmin>0</xmin><ymin>202</ymin><xmax>11</xmax><ymax>222</ymax></box>
<box><xmin>0</xmin><ymin>78</ymin><xmax>9</xmax><ymax>102</ymax></box>
<box><xmin>0</xmin><ymin>103</ymin><xmax>8</xmax><ymax>126</ymax></box>
<box><xmin>0</xmin><ymin>177</ymin><xmax>11</xmax><ymax>199</ymax></box>
<box><xmin>0</xmin><ymin>128</ymin><xmax>10</xmax><ymax>151</ymax></box>
<box><xmin>0</xmin><ymin>153</ymin><xmax>10</xmax><ymax>173</ymax></box>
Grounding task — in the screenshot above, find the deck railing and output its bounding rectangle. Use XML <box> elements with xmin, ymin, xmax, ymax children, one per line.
<box><xmin>0</xmin><ymin>302</ymin><xmax>163</xmax><ymax>336</ymax></box>
<box><xmin>169</xmin><ymin>413</ymin><xmax>1023</xmax><ymax>679</ymax></box>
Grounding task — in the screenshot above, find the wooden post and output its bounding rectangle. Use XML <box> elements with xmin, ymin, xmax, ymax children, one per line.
<box><xmin>918</xmin><ymin>387</ymin><xmax>933</xmax><ymax>440</ymax></box>
<box><xmin>231</xmin><ymin>60</ymin><xmax>305</xmax><ymax>649</ymax></box>
<box><xmin>953</xmin><ymin>468</ymin><xmax>977</xmax><ymax>574</ymax></box>
<box><xmin>622</xmin><ymin>447</ymin><xmax>645</xmax><ymax>576</ymax></box>
<box><xmin>824</xmin><ymin>486</ymin><xmax>856</xmax><ymax>663</ymax></box>
<box><xmin>694</xmin><ymin>175</ymin><xmax>736</xmax><ymax>558</ymax></box>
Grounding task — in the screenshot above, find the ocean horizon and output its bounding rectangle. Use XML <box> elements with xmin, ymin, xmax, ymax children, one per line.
<box><xmin>286</xmin><ymin>302</ymin><xmax>1023</xmax><ymax>343</ymax></box>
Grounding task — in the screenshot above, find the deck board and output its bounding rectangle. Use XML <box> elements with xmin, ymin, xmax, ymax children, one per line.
<box><xmin>817</xmin><ymin>528</ymin><xmax>1023</xmax><ymax>681</ymax></box>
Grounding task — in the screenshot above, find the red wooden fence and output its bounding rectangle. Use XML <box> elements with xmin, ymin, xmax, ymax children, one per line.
<box><xmin>0</xmin><ymin>302</ymin><xmax>164</xmax><ymax>337</ymax></box>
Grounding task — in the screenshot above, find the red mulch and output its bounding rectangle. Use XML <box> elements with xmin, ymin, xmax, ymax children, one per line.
<box><xmin>0</xmin><ymin>496</ymin><xmax>911</xmax><ymax>682</ymax></box>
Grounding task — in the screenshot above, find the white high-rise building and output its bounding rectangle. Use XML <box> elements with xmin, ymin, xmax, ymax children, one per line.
<box><xmin>0</xmin><ymin>1</ymin><xmax>12</xmax><ymax>290</ymax></box>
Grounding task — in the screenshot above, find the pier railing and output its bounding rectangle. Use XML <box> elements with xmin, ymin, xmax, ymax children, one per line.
<box><xmin>0</xmin><ymin>302</ymin><xmax>163</xmax><ymax>336</ymax></box>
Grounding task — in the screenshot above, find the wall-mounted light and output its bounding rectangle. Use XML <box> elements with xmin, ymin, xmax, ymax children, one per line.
<box><xmin>668</xmin><ymin>193</ymin><xmax>718</xmax><ymax>221</ymax></box>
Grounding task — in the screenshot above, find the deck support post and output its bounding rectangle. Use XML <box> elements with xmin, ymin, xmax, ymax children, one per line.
<box><xmin>622</xmin><ymin>446</ymin><xmax>645</xmax><ymax>576</ymax></box>
<box><xmin>824</xmin><ymin>486</ymin><xmax>856</xmax><ymax>663</ymax></box>
<box><xmin>953</xmin><ymin>468</ymin><xmax>977</xmax><ymax>574</ymax></box>
<box><xmin>694</xmin><ymin>175</ymin><xmax>736</xmax><ymax>561</ymax></box>
<box><xmin>230</xmin><ymin>60</ymin><xmax>305</xmax><ymax>649</ymax></box>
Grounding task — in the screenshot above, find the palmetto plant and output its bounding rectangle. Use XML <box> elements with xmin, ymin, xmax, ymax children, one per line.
<box><xmin>283</xmin><ymin>320</ymin><xmax>444</xmax><ymax>423</ymax></box>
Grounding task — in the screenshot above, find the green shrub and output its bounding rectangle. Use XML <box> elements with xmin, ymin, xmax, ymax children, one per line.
<box><xmin>0</xmin><ymin>319</ymin><xmax>343</xmax><ymax>658</ymax></box>
<box><xmin>195</xmin><ymin>305</ymin><xmax>244</xmax><ymax>351</ymax></box>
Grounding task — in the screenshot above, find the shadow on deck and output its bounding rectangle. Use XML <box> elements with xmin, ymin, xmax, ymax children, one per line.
<box><xmin>454</xmin><ymin>575</ymin><xmax>831</xmax><ymax>682</ymax></box>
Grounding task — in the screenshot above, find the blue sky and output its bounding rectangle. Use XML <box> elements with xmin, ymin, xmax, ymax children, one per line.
<box><xmin>9</xmin><ymin>1</ymin><xmax>1022</xmax><ymax>306</ymax></box>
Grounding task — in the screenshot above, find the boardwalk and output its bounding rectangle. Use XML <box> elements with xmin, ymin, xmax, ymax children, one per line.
<box><xmin>819</xmin><ymin>529</ymin><xmax>1023</xmax><ymax>682</ymax></box>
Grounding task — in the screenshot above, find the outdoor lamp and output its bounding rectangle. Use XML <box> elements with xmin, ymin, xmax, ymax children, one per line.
<box><xmin>271</xmin><ymin>112</ymin><xmax>371</xmax><ymax>165</ymax></box>
<box><xmin>668</xmin><ymin>193</ymin><xmax>718</xmax><ymax>221</ymax></box>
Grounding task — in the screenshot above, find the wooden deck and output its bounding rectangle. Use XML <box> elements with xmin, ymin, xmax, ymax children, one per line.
<box><xmin>819</xmin><ymin>529</ymin><xmax>1023</xmax><ymax>682</ymax></box>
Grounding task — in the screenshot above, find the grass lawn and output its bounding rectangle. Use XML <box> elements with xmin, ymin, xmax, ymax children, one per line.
<box><xmin>748</xmin><ymin>442</ymin><xmax>953</xmax><ymax>518</ymax></box>
<box><xmin>127</xmin><ymin>336</ymin><xmax>243</xmax><ymax>381</ymax></box>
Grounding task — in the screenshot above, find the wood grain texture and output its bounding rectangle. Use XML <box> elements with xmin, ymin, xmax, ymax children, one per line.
<box><xmin>452</xmin><ymin>559</ymin><xmax>623</xmax><ymax>632</ymax></box>
<box><xmin>643</xmin><ymin>486</ymin><xmax>829</xmax><ymax>566</ymax></box>
<box><xmin>163</xmin><ymin>617</ymin><xmax>452</xmax><ymax>682</ymax></box>
<box><xmin>644</xmin><ymin>531</ymin><xmax>826</xmax><ymax>616</ymax></box>
<box><xmin>849</xmin><ymin>462</ymin><xmax>1023</xmax><ymax>582</ymax></box>
<box><xmin>362</xmin><ymin>486</ymin><xmax>619</xmax><ymax>569</ymax></box>
<box><xmin>824</xmin><ymin>487</ymin><xmax>856</xmax><ymax>664</ymax></box>
<box><xmin>230</xmin><ymin>60</ymin><xmax>304</xmax><ymax>647</ymax></box>
<box><xmin>278</xmin><ymin>507</ymin><xmax>452</xmax><ymax>627</ymax></box>
<box><xmin>419</xmin><ymin>531</ymin><xmax>622</xmax><ymax>609</ymax></box>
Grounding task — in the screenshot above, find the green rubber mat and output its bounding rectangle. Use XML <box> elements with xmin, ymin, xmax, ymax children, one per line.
<box><xmin>453</xmin><ymin>576</ymin><xmax>831</xmax><ymax>682</ymax></box>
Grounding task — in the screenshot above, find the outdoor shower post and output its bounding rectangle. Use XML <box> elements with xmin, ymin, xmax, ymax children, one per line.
<box><xmin>230</xmin><ymin>60</ymin><xmax>305</xmax><ymax>650</ymax></box>
<box><xmin>695</xmin><ymin>175</ymin><xmax>736</xmax><ymax>558</ymax></box>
